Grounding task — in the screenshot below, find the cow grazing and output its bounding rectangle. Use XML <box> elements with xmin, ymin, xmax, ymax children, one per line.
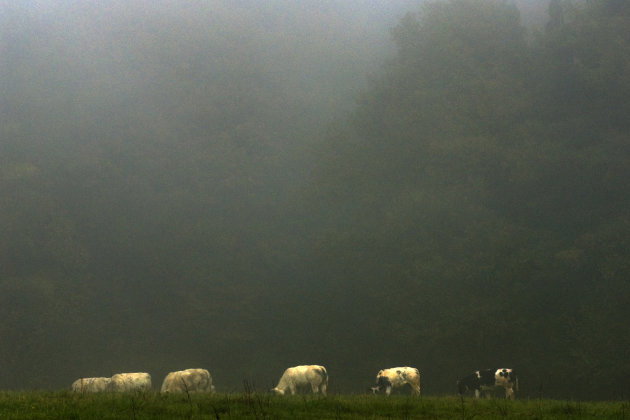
<box><xmin>370</xmin><ymin>367</ymin><xmax>421</xmax><ymax>396</ymax></box>
<box><xmin>272</xmin><ymin>365</ymin><xmax>328</xmax><ymax>395</ymax></box>
<box><xmin>161</xmin><ymin>368</ymin><xmax>215</xmax><ymax>394</ymax></box>
<box><xmin>108</xmin><ymin>372</ymin><xmax>152</xmax><ymax>392</ymax></box>
<box><xmin>71</xmin><ymin>377</ymin><xmax>111</xmax><ymax>393</ymax></box>
<box><xmin>457</xmin><ymin>368</ymin><xmax>518</xmax><ymax>399</ymax></box>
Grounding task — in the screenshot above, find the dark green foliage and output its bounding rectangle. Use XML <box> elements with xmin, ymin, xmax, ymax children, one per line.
<box><xmin>310</xmin><ymin>0</ymin><xmax>630</xmax><ymax>398</ymax></box>
<box><xmin>2</xmin><ymin>0</ymin><xmax>630</xmax><ymax>400</ymax></box>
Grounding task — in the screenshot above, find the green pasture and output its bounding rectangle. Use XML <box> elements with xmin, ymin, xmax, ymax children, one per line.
<box><xmin>0</xmin><ymin>391</ymin><xmax>628</xmax><ymax>419</ymax></box>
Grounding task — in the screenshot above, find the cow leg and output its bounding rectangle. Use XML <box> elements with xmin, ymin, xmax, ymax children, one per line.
<box><xmin>505</xmin><ymin>387</ymin><xmax>515</xmax><ymax>400</ymax></box>
<box><xmin>320</xmin><ymin>383</ymin><xmax>327</xmax><ymax>396</ymax></box>
<box><xmin>411</xmin><ymin>385</ymin><xmax>420</xmax><ymax>396</ymax></box>
<box><xmin>385</xmin><ymin>386</ymin><xmax>392</xmax><ymax>396</ymax></box>
<box><xmin>474</xmin><ymin>389</ymin><xmax>481</xmax><ymax>399</ymax></box>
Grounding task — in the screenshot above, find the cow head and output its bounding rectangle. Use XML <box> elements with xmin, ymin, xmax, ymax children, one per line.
<box><xmin>497</xmin><ymin>369</ymin><xmax>516</xmax><ymax>385</ymax></box>
<box><xmin>371</xmin><ymin>376</ymin><xmax>392</xmax><ymax>394</ymax></box>
<box><xmin>271</xmin><ymin>387</ymin><xmax>285</xmax><ymax>395</ymax></box>
<box><xmin>499</xmin><ymin>369</ymin><xmax>518</xmax><ymax>390</ymax></box>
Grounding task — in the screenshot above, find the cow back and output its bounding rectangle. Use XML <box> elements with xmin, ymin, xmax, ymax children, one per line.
<box><xmin>109</xmin><ymin>372</ymin><xmax>152</xmax><ymax>392</ymax></box>
<box><xmin>161</xmin><ymin>368</ymin><xmax>213</xmax><ymax>393</ymax></box>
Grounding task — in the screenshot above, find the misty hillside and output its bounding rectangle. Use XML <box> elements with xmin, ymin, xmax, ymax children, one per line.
<box><xmin>1</xmin><ymin>0</ymin><xmax>412</xmax><ymax>391</ymax></box>
<box><xmin>2</xmin><ymin>0</ymin><xmax>630</xmax><ymax>399</ymax></box>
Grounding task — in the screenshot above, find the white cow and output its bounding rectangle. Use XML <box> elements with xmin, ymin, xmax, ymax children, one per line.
<box><xmin>272</xmin><ymin>365</ymin><xmax>328</xmax><ymax>395</ymax></box>
<box><xmin>371</xmin><ymin>367</ymin><xmax>421</xmax><ymax>396</ymax></box>
<box><xmin>457</xmin><ymin>368</ymin><xmax>518</xmax><ymax>399</ymax></box>
<box><xmin>161</xmin><ymin>368</ymin><xmax>215</xmax><ymax>394</ymax></box>
<box><xmin>108</xmin><ymin>372</ymin><xmax>152</xmax><ymax>392</ymax></box>
<box><xmin>71</xmin><ymin>377</ymin><xmax>111</xmax><ymax>393</ymax></box>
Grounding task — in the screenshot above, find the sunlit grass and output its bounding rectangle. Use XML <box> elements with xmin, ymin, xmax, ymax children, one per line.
<box><xmin>0</xmin><ymin>391</ymin><xmax>628</xmax><ymax>419</ymax></box>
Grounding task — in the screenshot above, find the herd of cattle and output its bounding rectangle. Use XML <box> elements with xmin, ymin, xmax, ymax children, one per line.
<box><xmin>71</xmin><ymin>369</ymin><xmax>214</xmax><ymax>394</ymax></box>
<box><xmin>72</xmin><ymin>366</ymin><xmax>519</xmax><ymax>399</ymax></box>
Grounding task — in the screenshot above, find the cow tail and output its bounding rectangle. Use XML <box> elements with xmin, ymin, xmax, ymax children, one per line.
<box><xmin>514</xmin><ymin>375</ymin><xmax>519</xmax><ymax>392</ymax></box>
<box><xmin>320</xmin><ymin>367</ymin><xmax>328</xmax><ymax>384</ymax></box>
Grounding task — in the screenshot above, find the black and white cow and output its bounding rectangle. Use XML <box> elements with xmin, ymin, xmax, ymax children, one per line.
<box><xmin>371</xmin><ymin>367</ymin><xmax>421</xmax><ymax>396</ymax></box>
<box><xmin>457</xmin><ymin>368</ymin><xmax>518</xmax><ymax>399</ymax></box>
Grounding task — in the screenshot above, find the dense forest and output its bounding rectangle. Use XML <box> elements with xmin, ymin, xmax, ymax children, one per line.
<box><xmin>2</xmin><ymin>0</ymin><xmax>630</xmax><ymax>399</ymax></box>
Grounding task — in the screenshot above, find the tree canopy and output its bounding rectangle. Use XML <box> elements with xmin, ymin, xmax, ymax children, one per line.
<box><xmin>309</xmin><ymin>0</ymin><xmax>630</xmax><ymax>397</ymax></box>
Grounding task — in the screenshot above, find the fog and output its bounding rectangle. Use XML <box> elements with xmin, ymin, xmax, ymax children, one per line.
<box><xmin>2</xmin><ymin>0</ymin><xmax>630</xmax><ymax>399</ymax></box>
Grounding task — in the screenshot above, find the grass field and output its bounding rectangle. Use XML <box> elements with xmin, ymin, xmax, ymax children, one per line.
<box><xmin>0</xmin><ymin>391</ymin><xmax>628</xmax><ymax>419</ymax></box>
